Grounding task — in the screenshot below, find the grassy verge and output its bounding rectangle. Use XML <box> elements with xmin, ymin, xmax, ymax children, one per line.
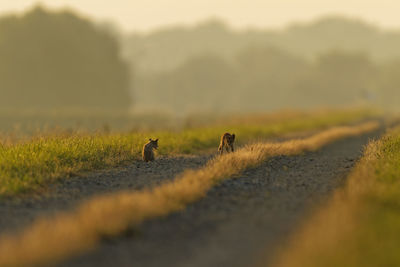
<box><xmin>0</xmin><ymin>122</ymin><xmax>378</xmax><ymax>267</ymax></box>
<box><xmin>0</xmin><ymin>109</ymin><xmax>378</xmax><ymax>197</ymax></box>
<box><xmin>272</xmin><ymin>125</ymin><xmax>400</xmax><ymax>267</ymax></box>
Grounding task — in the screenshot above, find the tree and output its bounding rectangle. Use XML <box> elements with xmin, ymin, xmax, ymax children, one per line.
<box><xmin>136</xmin><ymin>53</ymin><xmax>238</xmax><ymax>113</ymax></box>
<box><xmin>0</xmin><ymin>6</ymin><xmax>131</xmax><ymax>111</ymax></box>
<box><xmin>235</xmin><ymin>46</ymin><xmax>309</xmax><ymax>110</ymax></box>
<box><xmin>310</xmin><ymin>51</ymin><xmax>376</xmax><ymax>105</ymax></box>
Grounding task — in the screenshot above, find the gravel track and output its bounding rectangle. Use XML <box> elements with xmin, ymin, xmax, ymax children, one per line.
<box><xmin>50</xmin><ymin>130</ymin><xmax>381</xmax><ymax>267</ymax></box>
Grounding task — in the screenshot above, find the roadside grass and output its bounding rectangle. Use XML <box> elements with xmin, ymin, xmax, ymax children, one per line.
<box><xmin>0</xmin><ymin>121</ymin><xmax>379</xmax><ymax>267</ymax></box>
<box><xmin>271</xmin><ymin>125</ymin><xmax>400</xmax><ymax>267</ymax></box>
<box><xmin>0</xmin><ymin>108</ymin><xmax>378</xmax><ymax>197</ymax></box>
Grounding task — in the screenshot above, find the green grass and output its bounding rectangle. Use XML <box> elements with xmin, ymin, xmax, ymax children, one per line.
<box><xmin>0</xmin><ymin>109</ymin><xmax>378</xmax><ymax>197</ymax></box>
<box><xmin>273</xmin><ymin>124</ymin><xmax>400</xmax><ymax>267</ymax></box>
<box><xmin>342</xmin><ymin>128</ymin><xmax>400</xmax><ymax>267</ymax></box>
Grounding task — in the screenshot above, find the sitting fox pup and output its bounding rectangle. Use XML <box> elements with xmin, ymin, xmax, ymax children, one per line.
<box><xmin>218</xmin><ymin>133</ymin><xmax>235</xmax><ymax>155</ymax></box>
<box><xmin>142</xmin><ymin>138</ymin><xmax>158</xmax><ymax>162</ymax></box>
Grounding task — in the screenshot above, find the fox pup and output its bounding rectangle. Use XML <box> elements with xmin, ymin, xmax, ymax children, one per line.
<box><xmin>142</xmin><ymin>138</ymin><xmax>158</xmax><ymax>162</ymax></box>
<box><xmin>218</xmin><ymin>133</ymin><xmax>235</xmax><ymax>155</ymax></box>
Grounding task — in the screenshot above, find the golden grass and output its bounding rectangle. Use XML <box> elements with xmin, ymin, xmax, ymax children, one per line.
<box><xmin>270</xmin><ymin>125</ymin><xmax>400</xmax><ymax>267</ymax></box>
<box><xmin>0</xmin><ymin>121</ymin><xmax>379</xmax><ymax>267</ymax></box>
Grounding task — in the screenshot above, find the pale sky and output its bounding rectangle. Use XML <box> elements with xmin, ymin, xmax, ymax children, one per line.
<box><xmin>0</xmin><ymin>0</ymin><xmax>399</xmax><ymax>32</ymax></box>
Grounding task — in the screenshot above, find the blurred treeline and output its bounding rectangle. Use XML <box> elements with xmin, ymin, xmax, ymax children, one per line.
<box><xmin>0</xmin><ymin>6</ymin><xmax>399</xmax><ymax>133</ymax></box>
<box><xmin>125</xmin><ymin>18</ymin><xmax>400</xmax><ymax>113</ymax></box>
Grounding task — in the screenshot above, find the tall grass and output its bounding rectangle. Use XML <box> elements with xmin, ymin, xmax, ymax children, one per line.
<box><xmin>0</xmin><ymin>121</ymin><xmax>379</xmax><ymax>267</ymax></box>
<box><xmin>0</xmin><ymin>109</ymin><xmax>378</xmax><ymax>197</ymax></box>
<box><xmin>271</xmin><ymin>125</ymin><xmax>400</xmax><ymax>267</ymax></box>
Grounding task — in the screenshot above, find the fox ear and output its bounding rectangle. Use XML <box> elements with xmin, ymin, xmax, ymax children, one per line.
<box><xmin>155</xmin><ymin>138</ymin><xmax>159</xmax><ymax>142</ymax></box>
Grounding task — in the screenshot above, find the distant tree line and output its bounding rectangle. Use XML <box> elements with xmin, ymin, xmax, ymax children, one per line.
<box><xmin>134</xmin><ymin>47</ymin><xmax>399</xmax><ymax>113</ymax></box>
<box><xmin>125</xmin><ymin>17</ymin><xmax>400</xmax><ymax>113</ymax></box>
<box><xmin>0</xmin><ymin>6</ymin><xmax>130</xmax><ymax>111</ymax></box>
<box><xmin>124</xmin><ymin>17</ymin><xmax>400</xmax><ymax>73</ymax></box>
<box><xmin>2</xmin><ymin>7</ymin><xmax>400</xmax><ymax>114</ymax></box>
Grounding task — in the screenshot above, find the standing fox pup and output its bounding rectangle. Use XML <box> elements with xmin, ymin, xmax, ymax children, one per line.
<box><xmin>142</xmin><ymin>138</ymin><xmax>158</xmax><ymax>162</ymax></box>
<box><xmin>218</xmin><ymin>133</ymin><xmax>235</xmax><ymax>155</ymax></box>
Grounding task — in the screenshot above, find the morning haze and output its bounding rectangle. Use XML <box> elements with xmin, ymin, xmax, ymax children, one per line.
<box><xmin>0</xmin><ymin>1</ymin><xmax>399</xmax><ymax>133</ymax></box>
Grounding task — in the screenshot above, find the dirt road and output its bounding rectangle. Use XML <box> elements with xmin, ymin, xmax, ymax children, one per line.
<box><xmin>41</xmin><ymin>131</ymin><xmax>379</xmax><ymax>267</ymax></box>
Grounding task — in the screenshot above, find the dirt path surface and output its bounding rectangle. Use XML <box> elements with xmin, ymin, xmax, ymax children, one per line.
<box><xmin>0</xmin><ymin>155</ymin><xmax>211</xmax><ymax>234</ymax></box>
<box><xmin>53</xmin><ymin>131</ymin><xmax>381</xmax><ymax>267</ymax></box>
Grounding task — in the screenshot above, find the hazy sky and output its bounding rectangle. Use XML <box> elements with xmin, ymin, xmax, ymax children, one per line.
<box><xmin>0</xmin><ymin>0</ymin><xmax>399</xmax><ymax>32</ymax></box>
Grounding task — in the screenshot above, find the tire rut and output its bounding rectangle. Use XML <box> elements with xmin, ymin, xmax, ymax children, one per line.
<box><xmin>0</xmin><ymin>154</ymin><xmax>211</xmax><ymax>234</ymax></box>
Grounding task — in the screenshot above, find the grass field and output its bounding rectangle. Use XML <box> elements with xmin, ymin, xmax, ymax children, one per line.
<box><xmin>272</xmin><ymin>125</ymin><xmax>400</xmax><ymax>267</ymax></box>
<box><xmin>0</xmin><ymin>109</ymin><xmax>378</xmax><ymax>197</ymax></box>
<box><xmin>0</xmin><ymin>121</ymin><xmax>379</xmax><ymax>267</ymax></box>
